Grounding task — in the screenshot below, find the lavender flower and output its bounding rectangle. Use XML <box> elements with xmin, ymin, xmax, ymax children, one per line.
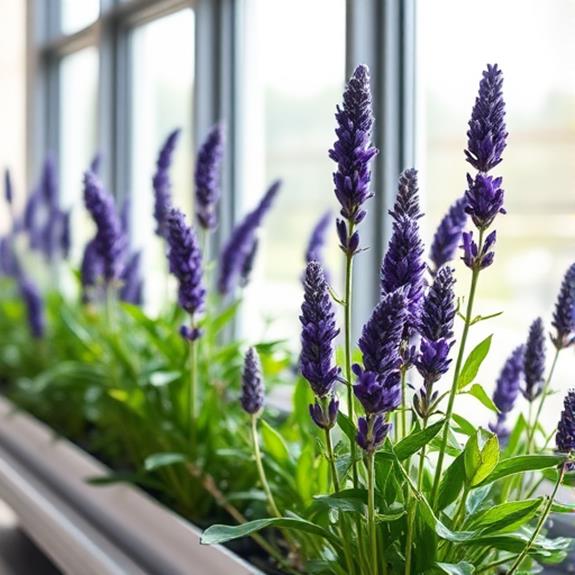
<box><xmin>4</xmin><ymin>169</ymin><xmax>13</xmax><ymax>206</ymax></box>
<box><xmin>464</xmin><ymin>173</ymin><xmax>505</xmax><ymax>231</ymax></box>
<box><xmin>309</xmin><ymin>396</ymin><xmax>339</xmax><ymax>430</ymax></box>
<box><xmin>240</xmin><ymin>347</ymin><xmax>264</xmax><ymax>415</ymax></box>
<box><xmin>557</xmin><ymin>389</ymin><xmax>575</xmax><ymax>468</ymax></box>
<box><xmin>465</xmin><ymin>64</ymin><xmax>507</xmax><ymax>174</ymax></box>
<box><xmin>153</xmin><ymin>129</ymin><xmax>181</xmax><ymax>237</ymax></box>
<box><xmin>218</xmin><ymin>180</ymin><xmax>281</xmax><ymax>296</ymax></box>
<box><xmin>305</xmin><ymin>211</ymin><xmax>331</xmax><ymax>268</ymax></box>
<box><xmin>80</xmin><ymin>239</ymin><xmax>103</xmax><ymax>303</ymax></box>
<box><xmin>490</xmin><ymin>345</ymin><xmax>525</xmax><ymax>439</ymax></box>
<box><xmin>420</xmin><ymin>266</ymin><xmax>456</xmax><ymax>343</ymax></box>
<box><xmin>90</xmin><ymin>153</ymin><xmax>102</xmax><ymax>175</ymax></box>
<box><xmin>40</xmin><ymin>156</ymin><xmax>57</xmax><ymax>208</ymax></box>
<box><xmin>429</xmin><ymin>197</ymin><xmax>468</xmax><ymax>273</ymax></box>
<box><xmin>166</xmin><ymin>208</ymin><xmax>205</xmax><ymax>320</ymax></box>
<box><xmin>329</xmin><ymin>65</ymin><xmax>378</xmax><ymax>253</ymax></box>
<box><xmin>551</xmin><ymin>262</ymin><xmax>575</xmax><ymax>350</ymax></box>
<box><xmin>19</xmin><ymin>277</ymin><xmax>45</xmax><ymax>339</ymax></box>
<box><xmin>83</xmin><ymin>171</ymin><xmax>126</xmax><ymax>282</ymax></box>
<box><xmin>389</xmin><ymin>169</ymin><xmax>422</xmax><ymax>221</ymax></box>
<box><xmin>522</xmin><ymin>318</ymin><xmax>546</xmax><ymax>402</ymax></box>
<box><xmin>356</xmin><ymin>414</ymin><xmax>391</xmax><ymax>454</ymax></box>
<box><xmin>415</xmin><ymin>338</ymin><xmax>452</xmax><ymax>386</ymax></box>
<box><xmin>195</xmin><ymin>123</ymin><xmax>224</xmax><ymax>230</ymax></box>
<box><xmin>300</xmin><ymin>261</ymin><xmax>340</xmax><ymax>398</ymax></box>
<box><xmin>60</xmin><ymin>209</ymin><xmax>72</xmax><ymax>260</ymax></box>
<box><xmin>461</xmin><ymin>230</ymin><xmax>496</xmax><ymax>271</ymax></box>
<box><xmin>354</xmin><ymin>369</ymin><xmax>401</xmax><ymax>414</ymax></box>
<box><xmin>0</xmin><ymin>236</ymin><xmax>20</xmax><ymax>278</ymax></box>
<box><xmin>380</xmin><ymin>217</ymin><xmax>426</xmax><ymax>333</ymax></box>
<box><xmin>239</xmin><ymin>238</ymin><xmax>259</xmax><ymax>288</ymax></box>
<box><xmin>120</xmin><ymin>251</ymin><xmax>143</xmax><ymax>306</ymax></box>
<box><xmin>358</xmin><ymin>290</ymin><xmax>407</xmax><ymax>377</ymax></box>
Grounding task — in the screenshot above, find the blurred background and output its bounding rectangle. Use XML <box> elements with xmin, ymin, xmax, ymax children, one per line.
<box><xmin>1</xmin><ymin>0</ymin><xmax>575</xmax><ymax>423</ymax></box>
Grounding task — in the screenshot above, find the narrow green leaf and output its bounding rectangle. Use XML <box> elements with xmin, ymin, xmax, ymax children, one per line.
<box><xmin>394</xmin><ymin>419</ymin><xmax>445</xmax><ymax>460</ymax></box>
<box><xmin>312</xmin><ymin>489</ymin><xmax>366</xmax><ymax>514</ymax></box>
<box><xmin>437</xmin><ymin>452</ymin><xmax>466</xmax><ymax>511</ymax></box>
<box><xmin>467</xmin><ymin>498</ymin><xmax>543</xmax><ymax>534</ymax></box>
<box><xmin>452</xmin><ymin>413</ymin><xmax>477</xmax><ymax>436</ymax></box>
<box><xmin>337</xmin><ymin>411</ymin><xmax>356</xmax><ymax>443</ymax></box>
<box><xmin>418</xmin><ymin>496</ymin><xmax>477</xmax><ymax>542</ymax></box>
<box><xmin>504</xmin><ymin>413</ymin><xmax>527</xmax><ymax>456</ymax></box>
<box><xmin>296</xmin><ymin>444</ymin><xmax>315</xmax><ymax>506</ymax></box>
<box><xmin>260</xmin><ymin>419</ymin><xmax>291</xmax><ymax>466</ymax></box>
<box><xmin>465</xmin><ymin>383</ymin><xmax>499</xmax><ymax>413</ymax></box>
<box><xmin>464</xmin><ymin>430</ymin><xmax>499</xmax><ymax>487</ymax></box>
<box><xmin>144</xmin><ymin>452</ymin><xmax>187</xmax><ymax>472</ymax></box>
<box><xmin>457</xmin><ymin>335</ymin><xmax>492</xmax><ymax>391</ymax></box>
<box><xmin>475</xmin><ymin>454</ymin><xmax>564</xmax><ymax>488</ymax></box>
<box><xmin>435</xmin><ymin>561</ymin><xmax>475</xmax><ymax>575</ymax></box>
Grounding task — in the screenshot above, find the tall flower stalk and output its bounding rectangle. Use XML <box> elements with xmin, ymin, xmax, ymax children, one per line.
<box><xmin>329</xmin><ymin>64</ymin><xmax>378</xmax><ymax>486</ymax></box>
<box><xmin>431</xmin><ymin>64</ymin><xmax>508</xmax><ymax>507</ymax></box>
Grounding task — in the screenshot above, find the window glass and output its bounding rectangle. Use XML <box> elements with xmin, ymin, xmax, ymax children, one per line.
<box><xmin>59</xmin><ymin>47</ymin><xmax>99</xmax><ymax>263</ymax></box>
<box><xmin>239</xmin><ymin>0</ymin><xmax>346</xmax><ymax>345</ymax></box>
<box><xmin>60</xmin><ymin>0</ymin><xmax>99</xmax><ymax>35</ymax></box>
<box><xmin>130</xmin><ymin>9</ymin><xmax>195</xmax><ymax>312</ymax></box>
<box><xmin>418</xmin><ymin>0</ymin><xmax>575</xmax><ymax>420</ymax></box>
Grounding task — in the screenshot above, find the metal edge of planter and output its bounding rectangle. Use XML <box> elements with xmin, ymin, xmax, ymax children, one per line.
<box><xmin>0</xmin><ymin>396</ymin><xmax>260</xmax><ymax>575</ymax></box>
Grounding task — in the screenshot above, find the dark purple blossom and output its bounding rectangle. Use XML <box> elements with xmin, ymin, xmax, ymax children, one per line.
<box><xmin>166</xmin><ymin>208</ymin><xmax>205</xmax><ymax>318</ymax></box>
<box><xmin>0</xmin><ymin>236</ymin><xmax>20</xmax><ymax>277</ymax></box>
<box><xmin>415</xmin><ymin>338</ymin><xmax>452</xmax><ymax>385</ymax></box>
<box><xmin>120</xmin><ymin>251</ymin><xmax>143</xmax><ymax>306</ymax></box>
<box><xmin>40</xmin><ymin>156</ymin><xmax>57</xmax><ymax>208</ymax></box>
<box><xmin>429</xmin><ymin>197</ymin><xmax>468</xmax><ymax>273</ymax></box>
<box><xmin>465</xmin><ymin>64</ymin><xmax>507</xmax><ymax>173</ymax></box>
<box><xmin>389</xmin><ymin>169</ymin><xmax>422</xmax><ymax>222</ymax></box>
<box><xmin>4</xmin><ymin>169</ymin><xmax>13</xmax><ymax>206</ymax></box>
<box><xmin>305</xmin><ymin>211</ymin><xmax>331</xmax><ymax>268</ymax></box>
<box><xmin>90</xmin><ymin>153</ymin><xmax>102</xmax><ymax>175</ymax></box>
<box><xmin>461</xmin><ymin>230</ymin><xmax>496</xmax><ymax>270</ymax></box>
<box><xmin>557</xmin><ymin>389</ymin><xmax>575</xmax><ymax>468</ymax></box>
<box><xmin>420</xmin><ymin>266</ymin><xmax>456</xmax><ymax>342</ymax></box>
<box><xmin>19</xmin><ymin>276</ymin><xmax>45</xmax><ymax>339</ymax></box>
<box><xmin>80</xmin><ymin>238</ymin><xmax>103</xmax><ymax>303</ymax></box>
<box><xmin>218</xmin><ymin>180</ymin><xmax>281</xmax><ymax>296</ymax></box>
<box><xmin>354</xmin><ymin>369</ymin><xmax>401</xmax><ymax>415</ymax></box>
<box><xmin>329</xmin><ymin>65</ymin><xmax>378</xmax><ymax>253</ymax></box>
<box><xmin>522</xmin><ymin>318</ymin><xmax>546</xmax><ymax>402</ymax></box>
<box><xmin>464</xmin><ymin>173</ymin><xmax>505</xmax><ymax>231</ymax></box>
<box><xmin>83</xmin><ymin>171</ymin><xmax>126</xmax><ymax>282</ymax></box>
<box><xmin>195</xmin><ymin>123</ymin><xmax>224</xmax><ymax>230</ymax></box>
<box><xmin>309</xmin><ymin>396</ymin><xmax>339</xmax><ymax>430</ymax></box>
<box><xmin>60</xmin><ymin>209</ymin><xmax>72</xmax><ymax>260</ymax></box>
<box><xmin>240</xmin><ymin>347</ymin><xmax>264</xmax><ymax>415</ymax></box>
<box><xmin>380</xmin><ymin>218</ymin><xmax>426</xmax><ymax>333</ymax></box>
<box><xmin>239</xmin><ymin>238</ymin><xmax>258</xmax><ymax>288</ymax></box>
<box><xmin>551</xmin><ymin>263</ymin><xmax>575</xmax><ymax>350</ymax></box>
<box><xmin>153</xmin><ymin>129</ymin><xmax>181</xmax><ymax>237</ymax></box>
<box><xmin>300</xmin><ymin>261</ymin><xmax>340</xmax><ymax>398</ymax></box>
<box><xmin>357</xmin><ymin>414</ymin><xmax>391</xmax><ymax>454</ymax></box>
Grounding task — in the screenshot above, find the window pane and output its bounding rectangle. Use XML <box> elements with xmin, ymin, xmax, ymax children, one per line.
<box><xmin>239</xmin><ymin>0</ymin><xmax>346</xmax><ymax>344</ymax></box>
<box><xmin>130</xmin><ymin>9</ymin><xmax>195</xmax><ymax>311</ymax></box>
<box><xmin>60</xmin><ymin>0</ymin><xmax>99</xmax><ymax>35</ymax></box>
<box><xmin>59</xmin><ymin>47</ymin><xmax>99</xmax><ymax>262</ymax></box>
<box><xmin>418</xmin><ymin>0</ymin><xmax>575</xmax><ymax>421</ymax></box>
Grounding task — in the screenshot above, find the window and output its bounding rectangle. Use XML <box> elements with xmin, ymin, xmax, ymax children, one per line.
<box><xmin>60</xmin><ymin>0</ymin><xmax>100</xmax><ymax>35</ymax></box>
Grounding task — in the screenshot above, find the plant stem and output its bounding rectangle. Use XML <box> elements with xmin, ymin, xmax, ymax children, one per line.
<box><xmin>507</xmin><ymin>464</ymin><xmax>565</xmax><ymax>575</ymax></box>
<box><xmin>344</xmin><ymin>234</ymin><xmax>359</xmax><ymax>488</ymax></box>
<box><xmin>104</xmin><ymin>283</ymin><xmax>115</xmax><ymax>330</ymax></box>
<box><xmin>188</xmin><ymin>331</ymin><xmax>198</xmax><ymax>453</ymax></box>
<box><xmin>526</xmin><ymin>347</ymin><xmax>560</xmax><ymax>452</ymax></box>
<box><xmin>400</xmin><ymin>367</ymin><xmax>408</xmax><ymax>440</ymax></box>
<box><xmin>251</xmin><ymin>414</ymin><xmax>281</xmax><ymax>517</ymax></box>
<box><xmin>325</xmin><ymin>427</ymin><xmax>340</xmax><ymax>492</ymax></box>
<box><xmin>431</xmin><ymin>230</ymin><xmax>484</xmax><ymax>508</ymax></box>
<box><xmin>367</xmin><ymin>451</ymin><xmax>378</xmax><ymax>575</ymax></box>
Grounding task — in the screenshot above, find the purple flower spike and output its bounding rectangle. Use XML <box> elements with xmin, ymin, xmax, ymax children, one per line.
<box><xmin>90</xmin><ymin>153</ymin><xmax>102</xmax><ymax>175</ymax></box>
<box><xmin>461</xmin><ymin>230</ymin><xmax>496</xmax><ymax>271</ymax></box>
<box><xmin>300</xmin><ymin>261</ymin><xmax>340</xmax><ymax>398</ymax></box>
<box><xmin>19</xmin><ymin>276</ymin><xmax>45</xmax><ymax>339</ymax></box>
<box><xmin>309</xmin><ymin>396</ymin><xmax>339</xmax><ymax>430</ymax></box>
<box><xmin>357</xmin><ymin>414</ymin><xmax>391</xmax><ymax>454</ymax></box>
<box><xmin>389</xmin><ymin>169</ymin><xmax>422</xmax><ymax>222</ymax></box>
<box><xmin>81</xmin><ymin>238</ymin><xmax>103</xmax><ymax>303</ymax></box>
<box><xmin>239</xmin><ymin>238</ymin><xmax>259</xmax><ymax>288</ymax></box>
<box><xmin>551</xmin><ymin>262</ymin><xmax>575</xmax><ymax>350</ymax></box>
<box><xmin>557</xmin><ymin>389</ymin><xmax>575</xmax><ymax>468</ymax></box>
<box><xmin>305</xmin><ymin>211</ymin><xmax>332</xmax><ymax>269</ymax></box>
<box><xmin>60</xmin><ymin>209</ymin><xmax>72</xmax><ymax>260</ymax></box>
<box><xmin>415</xmin><ymin>338</ymin><xmax>452</xmax><ymax>385</ymax></box>
<box><xmin>354</xmin><ymin>369</ymin><xmax>401</xmax><ymax>415</ymax></box>
<box><xmin>522</xmin><ymin>318</ymin><xmax>546</xmax><ymax>402</ymax></box>
<box><xmin>240</xmin><ymin>347</ymin><xmax>265</xmax><ymax>415</ymax></box>
<box><xmin>40</xmin><ymin>156</ymin><xmax>57</xmax><ymax>208</ymax></box>
<box><xmin>380</xmin><ymin>217</ymin><xmax>426</xmax><ymax>333</ymax></box>
<box><xmin>329</xmin><ymin>65</ymin><xmax>378</xmax><ymax>252</ymax></box>
<box><xmin>358</xmin><ymin>290</ymin><xmax>407</xmax><ymax>377</ymax></box>
<box><xmin>218</xmin><ymin>180</ymin><xmax>281</xmax><ymax>296</ymax></box>
<box><xmin>465</xmin><ymin>64</ymin><xmax>507</xmax><ymax>174</ymax></box>
<box><xmin>83</xmin><ymin>171</ymin><xmax>126</xmax><ymax>283</ymax></box>
<box><xmin>420</xmin><ymin>266</ymin><xmax>456</xmax><ymax>342</ymax></box>
<box><xmin>4</xmin><ymin>169</ymin><xmax>13</xmax><ymax>206</ymax></box>
<box><xmin>464</xmin><ymin>173</ymin><xmax>505</xmax><ymax>231</ymax></box>
<box><xmin>120</xmin><ymin>251</ymin><xmax>143</xmax><ymax>306</ymax></box>
<box><xmin>166</xmin><ymin>208</ymin><xmax>205</xmax><ymax>317</ymax></box>
<box><xmin>153</xmin><ymin>129</ymin><xmax>181</xmax><ymax>237</ymax></box>
<box><xmin>429</xmin><ymin>197</ymin><xmax>468</xmax><ymax>273</ymax></box>
<box><xmin>195</xmin><ymin>123</ymin><xmax>225</xmax><ymax>230</ymax></box>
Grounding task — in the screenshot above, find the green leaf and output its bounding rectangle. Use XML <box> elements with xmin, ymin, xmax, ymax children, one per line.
<box><xmin>200</xmin><ymin>517</ymin><xmax>340</xmax><ymax>548</ymax></box>
<box><xmin>337</xmin><ymin>411</ymin><xmax>356</xmax><ymax>443</ymax></box>
<box><xmin>435</xmin><ymin>561</ymin><xmax>475</xmax><ymax>575</ymax></box>
<box><xmin>457</xmin><ymin>335</ymin><xmax>492</xmax><ymax>391</ymax></box>
<box><xmin>465</xmin><ymin>383</ymin><xmax>499</xmax><ymax>413</ymax></box>
<box><xmin>464</xmin><ymin>429</ymin><xmax>499</xmax><ymax>487</ymax></box>
<box><xmin>260</xmin><ymin>419</ymin><xmax>291</xmax><ymax>466</ymax></box>
<box><xmin>504</xmin><ymin>413</ymin><xmax>527</xmax><ymax>456</ymax></box>
<box><xmin>148</xmin><ymin>371</ymin><xmax>181</xmax><ymax>387</ymax></box>
<box><xmin>452</xmin><ymin>413</ymin><xmax>476</xmax><ymax>437</ymax></box>
<box><xmin>418</xmin><ymin>496</ymin><xmax>477</xmax><ymax>543</ymax></box>
<box><xmin>394</xmin><ymin>419</ymin><xmax>445</xmax><ymax>460</ymax></box>
<box><xmin>144</xmin><ymin>452</ymin><xmax>187</xmax><ymax>472</ymax></box>
<box><xmin>296</xmin><ymin>444</ymin><xmax>315</xmax><ymax>506</ymax></box>
<box><xmin>311</xmin><ymin>489</ymin><xmax>366</xmax><ymax>514</ymax></box>
<box><xmin>475</xmin><ymin>454</ymin><xmax>564</xmax><ymax>488</ymax></box>
<box><xmin>467</xmin><ymin>498</ymin><xmax>543</xmax><ymax>534</ymax></box>
<box><xmin>437</xmin><ymin>452</ymin><xmax>466</xmax><ymax>511</ymax></box>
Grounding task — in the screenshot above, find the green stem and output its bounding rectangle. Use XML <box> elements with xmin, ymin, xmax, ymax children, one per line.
<box><xmin>189</xmin><ymin>333</ymin><xmax>198</xmax><ymax>452</ymax></box>
<box><xmin>431</xmin><ymin>230</ymin><xmax>484</xmax><ymax>507</ymax></box>
<box><xmin>507</xmin><ymin>464</ymin><xmax>565</xmax><ymax>575</ymax></box>
<box><xmin>367</xmin><ymin>451</ymin><xmax>378</xmax><ymax>575</ymax></box>
<box><xmin>344</xmin><ymin>241</ymin><xmax>359</xmax><ymax>488</ymax></box>
<box><xmin>325</xmin><ymin>427</ymin><xmax>340</xmax><ymax>492</ymax></box>
<box><xmin>251</xmin><ymin>414</ymin><xmax>281</xmax><ymax>517</ymax></box>
<box><xmin>104</xmin><ymin>284</ymin><xmax>115</xmax><ymax>330</ymax></box>
<box><xmin>476</xmin><ymin>554</ymin><xmax>516</xmax><ymax>573</ymax></box>
<box><xmin>400</xmin><ymin>367</ymin><xmax>408</xmax><ymax>440</ymax></box>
